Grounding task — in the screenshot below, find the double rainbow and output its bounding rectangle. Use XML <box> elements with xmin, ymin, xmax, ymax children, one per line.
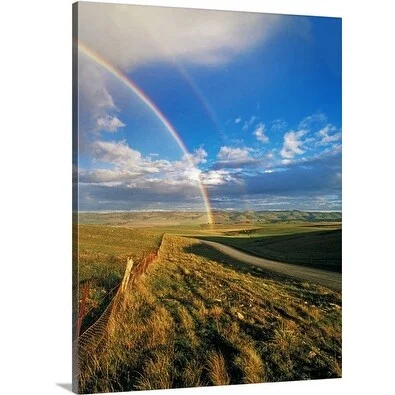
<box><xmin>78</xmin><ymin>41</ymin><xmax>214</xmax><ymax>225</ymax></box>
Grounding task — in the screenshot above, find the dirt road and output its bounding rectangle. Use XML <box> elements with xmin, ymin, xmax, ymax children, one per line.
<box><xmin>198</xmin><ymin>239</ymin><xmax>341</xmax><ymax>291</ymax></box>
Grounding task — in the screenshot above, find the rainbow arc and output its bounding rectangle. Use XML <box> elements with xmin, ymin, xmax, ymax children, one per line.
<box><xmin>78</xmin><ymin>41</ymin><xmax>214</xmax><ymax>226</ymax></box>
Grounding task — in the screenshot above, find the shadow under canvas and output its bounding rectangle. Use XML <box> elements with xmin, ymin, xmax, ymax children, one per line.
<box><xmin>56</xmin><ymin>383</ymin><xmax>73</xmax><ymax>393</ymax></box>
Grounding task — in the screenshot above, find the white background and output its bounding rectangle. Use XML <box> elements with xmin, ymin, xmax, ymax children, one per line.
<box><xmin>0</xmin><ymin>0</ymin><xmax>394</xmax><ymax>394</ymax></box>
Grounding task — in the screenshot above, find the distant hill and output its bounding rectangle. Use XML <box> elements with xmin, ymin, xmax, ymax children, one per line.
<box><xmin>77</xmin><ymin>210</ymin><xmax>341</xmax><ymax>226</ymax></box>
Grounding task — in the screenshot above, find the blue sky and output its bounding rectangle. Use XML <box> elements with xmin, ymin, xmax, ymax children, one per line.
<box><xmin>77</xmin><ymin>3</ymin><xmax>341</xmax><ymax>212</ymax></box>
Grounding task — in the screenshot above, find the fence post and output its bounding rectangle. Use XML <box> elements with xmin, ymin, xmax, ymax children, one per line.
<box><xmin>120</xmin><ymin>257</ymin><xmax>134</xmax><ymax>293</ymax></box>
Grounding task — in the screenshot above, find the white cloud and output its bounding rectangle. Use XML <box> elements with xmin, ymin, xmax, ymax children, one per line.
<box><xmin>83</xmin><ymin>140</ymin><xmax>212</xmax><ymax>191</ymax></box>
<box><xmin>184</xmin><ymin>147</ymin><xmax>208</xmax><ymax>165</ymax></box>
<box><xmin>77</xmin><ymin>4</ymin><xmax>309</xmax><ymax>141</ymax></box>
<box><xmin>217</xmin><ymin>146</ymin><xmax>252</xmax><ymax>162</ymax></box>
<box><xmin>92</xmin><ymin>140</ymin><xmax>143</xmax><ymax>169</ymax></box>
<box><xmin>78</xmin><ymin>135</ymin><xmax>341</xmax><ymax>211</ymax></box>
<box><xmin>298</xmin><ymin>112</ymin><xmax>327</xmax><ymax>130</ymax></box>
<box><xmin>316</xmin><ymin>125</ymin><xmax>342</xmax><ymax>145</ymax></box>
<box><xmin>95</xmin><ymin>115</ymin><xmax>126</xmax><ymax>132</ymax></box>
<box><xmin>200</xmin><ymin>169</ymin><xmax>236</xmax><ymax>186</ymax></box>
<box><xmin>253</xmin><ymin>123</ymin><xmax>269</xmax><ymax>143</ymax></box>
<box><xmin>242</xmin><ymin>115</ymin><xmax>257</xmax><ymax>131</ymax></box>
<box><xmin>235</xmin><ymin>117</ymin><xmax>241</xmax><ymax>124</ymax></box>
<box><xmin>78</xmin><ymin>3</ymin><xmax>289</xmax><ymax>70</ymax></box>
<box><xmin>79</xmin><ymin>58</ymin><xmax>126</xmax><ymax>135</ymax></box>
<box><xmin>280</xmin><ymin>130</ymin><xmax>308</xmax><ymax>159</ymax></box>
<box><xmin>281</xmin><ymin>159</ymin><xmax>292</xmax><ymax>165</ymax></box>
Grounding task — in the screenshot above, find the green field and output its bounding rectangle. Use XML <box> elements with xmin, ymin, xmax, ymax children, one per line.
<box><xmin>77</xmin><ymin>224</ymin><xmax>163</xmax><ymax>281</ymax></box>
<box><xmin>197</xmin><ymin>225</ymin><xmax>341</xmax><ymax>272</ymax></box>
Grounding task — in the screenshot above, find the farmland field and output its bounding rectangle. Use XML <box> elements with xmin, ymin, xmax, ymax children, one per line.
<box><xmin>197</xmin><ymin>226</ymin><xmax>342</xmax><ymax>272</ymax></box>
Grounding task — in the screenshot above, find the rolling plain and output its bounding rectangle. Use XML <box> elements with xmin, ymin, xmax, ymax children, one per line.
<box><xmin>75</xmin><ymin>211</ymin><xmax>342</xmax><ymax>393</ymax></box>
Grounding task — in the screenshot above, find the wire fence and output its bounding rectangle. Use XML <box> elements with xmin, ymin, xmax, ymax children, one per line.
<box><xmin>74</xmin><ymin>236</ymin><xmax>163</xmax><ymax>369</ymax></box>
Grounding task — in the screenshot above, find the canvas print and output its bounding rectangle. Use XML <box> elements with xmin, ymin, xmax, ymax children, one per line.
<box><xmin>73</xmin><ymin>2</ymin><xmax>342</xmax><ymax>393</ymax></box>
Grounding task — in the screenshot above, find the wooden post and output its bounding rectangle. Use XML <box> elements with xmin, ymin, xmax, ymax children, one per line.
<box><xmin>120</xmin><ymin>257</ymin><xmax>134</xmax><ymax>293</ymax></box>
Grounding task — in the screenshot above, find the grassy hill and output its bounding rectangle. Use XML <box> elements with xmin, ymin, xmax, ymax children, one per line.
<box><xmin>77</xmin><ymin>225</ymin><xmax>163</xmax><ymax>282</ymax></box>
<box><xmin>77</xmin><ymin>210</ymin><xmax>341</xmax><ymax>227</ymax></box>
<box><xmin>79</xmin><ymin>235</ymin><xmax>341</xmax><ymax>392</ymax></box>
<box><xmin>76</xmin><ymin>225</ymin><xmax>162</xmax><ymax>332</ymax></box>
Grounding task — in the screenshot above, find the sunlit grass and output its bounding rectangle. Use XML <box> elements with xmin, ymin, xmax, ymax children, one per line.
<box><xmin>75</xmin><ymin>225</ymin><xmax>162</xmax><ymax>332</ymax></box>
<box><xmin>78</xmin><ymin>234</ymin><xmax>341</xmax><ymax>392</ymax></box>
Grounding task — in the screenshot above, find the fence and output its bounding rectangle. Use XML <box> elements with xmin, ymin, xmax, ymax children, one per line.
<box><xmin>74</xmin><ymin>237</ymin><xmax>163</xmax><ymax>370</ymax></box>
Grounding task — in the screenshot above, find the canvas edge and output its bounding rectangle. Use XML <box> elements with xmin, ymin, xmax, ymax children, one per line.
<box><xmin>72</xmin><ymin>2</ymin><xmax>80</xmax><ymax>393</ymax></box>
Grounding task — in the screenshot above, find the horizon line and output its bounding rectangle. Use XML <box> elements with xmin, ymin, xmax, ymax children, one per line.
<box><xmin>76</xmin><ymin>209</ymin><xmax>342</xmax><ymax>214</ymax></box>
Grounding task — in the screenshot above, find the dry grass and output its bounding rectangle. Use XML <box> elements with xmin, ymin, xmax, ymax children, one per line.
<box><xmin>135</xmin><ymin>351</ymin><xmax>174</xmax><ymax>391</ymax></box>
<box><xmin>234</xmin><ymin>346</ymin><xmax>266</xmax><ymax>383</ymax></box>
<box><xmin>75</xmin><ymin>225</ymin><xmax>162</xmax><ymax>332</ymax></box>
<box><xmin>207</xmin><ymin>351</ymin><xmax>230</xmax><ymax>385</ymax></box>
<box><xmin>78</xmin><ymin>234</ymin><xmax>341</xmax><ymax>393</ymax></box>
<box><xmin>77</xmin><ymin>225</ymin><xmax>162</xmax><ymax>282</ymax></box>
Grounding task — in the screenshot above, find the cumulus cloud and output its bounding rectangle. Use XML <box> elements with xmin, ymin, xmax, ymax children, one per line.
<box><xmin>78</xmin><ymin>151</ymin><xmax>341</xmax><ymax>211</ymax></box>
<box><xmin>82</xmin><ymin>140</ymin><xmax>214</xmax><ymax>193</ymax></box>
<box><xmin>95</xmin><ymin>115</ymin><xmax>126</xmax><ymax>132</ymax></box>
<box><xmin>200</xmin><ymin>169</ymin><xmax>236</xmax><ymax>186</ymax></box>
<box><xmin>78</xmin><ymin>137</ymin><xmax>341</xmax><ymax>211</ymax></box>
<box><xmin>78</xmin><ymin>3</ymin><xmax>291</xmax><ymax>70</ymax></box>
<box><xmin>234</xmin><ymin>117</ymin><xmax>241</xmax><ymax>124</ymax></box>
<box><xmin>253</xmin><ymin>123</ymin><xmax>269</xmax><ymax>143</ymax></box>
<box><xmin>217</xmin><ymin>146</ymin><xmax>253</xmax><ymax>163</ymax></box>
<box><xmin>92</xmin><ymin>140</ymin><xmax>142</xmax><ymax>169</ymax></box>
<box><xmin>280</xmin><ymin>130</ymin><xmax>308</xmax><ymax>159</ymax></box>
<box><xmin>218</xmin><ymin>146</ymin><xmax>250</xmax><ymax>162</ymax></box>
<box><xmin>184</xmin><ymin>147</ymin><xmax>208</xmax><ymax>165</ymax></box>
<box><xmin>81</xmin><ymin>139</ymin><xmax>243</xmax><ymax>203</ymax></box>
<box><xmin>316</xmin><ymin>124</ymin><xmax>342</xmax><ymax>145</ymax></box>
